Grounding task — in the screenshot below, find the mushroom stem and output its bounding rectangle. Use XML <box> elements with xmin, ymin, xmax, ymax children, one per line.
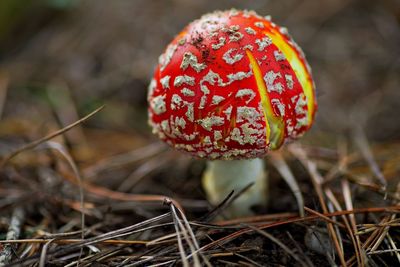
<box><xmin>202</xmin><ymin>158</ymin><xmax>268</xmax><ymax>218</ymax></box>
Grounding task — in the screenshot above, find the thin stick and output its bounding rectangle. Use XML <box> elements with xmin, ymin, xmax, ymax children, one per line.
<box><xmin>342</xmin><ymin>179</ymin><xmax>365</xmax><ymax>267</ymax></box>
<box><xmin>39</xmin><ymin>239</ymin><xmax>55</xmax><ymax>267</ymax></box>
<box><xmin>368</xmin><ymin>249</ymin><xmax>400</xmax><ymax>255</ymax></box>
<box><xmin>0</xmin><ymin>105</ymin><xmax>105</xmax><ymax>168</ymax></box>
<box><xmin>304</xmin><ymin>207</ymin><xmax>345</xmax><ymax>228</ymax></box>
<box><xmin>270</xmin><ymin>152</ymin><xmax>305</xmax><ymax>217</ymax></box>
<box><xmin>175</xmin><ymin>204</ymin><xmax>211</xmax><ymax>266</ymax></box>
<box><xmin>370</xmin><ymin>214</ymin><xmax>396</xmax><ymax>252</ymax></box>
<box><xmin>0</xmin><ymin>207</ymin><xmax>25</xmax><ymax>265</ymax></box>
<box><xmin>325</xmin><ymin>189</ymin><xmax>363</xmax><ymax>266</ymax></box>
<box><xmin>169</xmin><ymin>203</ymin><xmax>189</xmax><ymax>267</ymax></box>
<box><xmin>386</xmin><ymin>234</ymin><xmax>400</xmax><ymax>263</ymax></box>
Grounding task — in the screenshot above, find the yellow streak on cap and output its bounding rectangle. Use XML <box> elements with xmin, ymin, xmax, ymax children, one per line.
<box><xmin>264</xmin><ymin>27</ymin><xmax>315</xmax><ymax>126</ymax></box>
<box><xmin>246</xmin><ymin>50</ymin><xmax>284</xmax><ymax>150</ymax></box>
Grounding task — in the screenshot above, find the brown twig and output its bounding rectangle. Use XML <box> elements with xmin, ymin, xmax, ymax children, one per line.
<box><xmin>61</xmin><ymin>168</ymin><xmax>185</xmax><ymax>212</ymax></box>
<box><xmin>0</xmin><ymin>207</ymin><xmax>25</xmax><ymax>265</ymax></box>
<box><xmin>304</xmin><ymin>207</ymin><xmax>345</xmax><ymax>229</ymax></box>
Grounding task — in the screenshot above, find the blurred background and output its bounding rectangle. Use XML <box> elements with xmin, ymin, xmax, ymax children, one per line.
<box><xmin>1</xmin><ymin>0</ymin><xmax>399</xmax><ymax>143</ymax></box>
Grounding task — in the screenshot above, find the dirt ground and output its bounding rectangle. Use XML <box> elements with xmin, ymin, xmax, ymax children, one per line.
<box><xmin>0</xmin><ymin>0</ymin><xmax>399</xmax><ymax>266</ymax></box>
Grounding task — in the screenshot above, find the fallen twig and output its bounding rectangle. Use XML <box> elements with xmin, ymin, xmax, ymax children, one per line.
<box><xmin>0</xmin><ymin>207</ymin><xmax>25</xmax><ymax>266</ymax></box>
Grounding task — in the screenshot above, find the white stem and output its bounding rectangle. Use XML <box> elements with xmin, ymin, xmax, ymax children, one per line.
<box><xmin>202</xmin><ymin>158</ymin><xmax>268</xmax><ymax>218</ymax></box>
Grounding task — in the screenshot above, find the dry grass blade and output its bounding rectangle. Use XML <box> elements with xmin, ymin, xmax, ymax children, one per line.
<box><xmin>245</xmin><ymin>224</ymin><xmax>309</xmax><ymax>267</ymax></box>
<box><xmin>269</xmin><ymin>152</ymin><xmax>305</xmax><ymax>217</ymax></box>
<box><xmin>357</xmin><ymin>219</ymin><xmax>400</xmax><ymax>235</ymax></box>
<box><xmin>342</xmin><ymin>179</ymin><xmax>365</xmax><ymax>266</ymax></box>
<box><xmin>357</xmin><ymin>166</ymin><xmax>400</xmax><ymax>263</ymax></box>
<box><xmin>288</xmin><ymin>144</ymin><xmax>347</xmax><ymax>266</ymax></box>
<box><xmin>168</xmin><ymin>199</ymin><xmax>202</xmax><ymax>266</ymax></box>
<box><xmin>146</xmin><ymin>232</ymin><xmax>178</xmax><ymax>246</ymax></box>
<box><xmin>0</xmin><ymin>105</ymin><xmax>105</xmax><ymax>168</ymax></box>
<box><xmin>199</xmin><ymin>190</ymin><xmax>235</xmax><ymax>222</ymax></box>
<box><xmin>370</xmin><ymin>215</ymin><xmax>396</xmax><ymax>251</ymax></box>
<box><xmin>386</xmin><ymin>234</ymin><xmax>400</xmax><ymax>263</ymax></box>
<box><xmin>169</xmin><ymin>203</ymin><xmax>189</xmax><ymax>267</ymax></box>
<box><xmin>304</xmin><ymin>207</ymin><xmax>345</xmax><ymax>228</ymax></box>
<box><xmin>47</xmin><ymin>84</ymin><xmax>89</xmax><ymax>149</ymax></box>
<box><xmin>352</xmin><ymin>125</ymin><xmax>387</xmax><ymax>189</ymax></box>
<box><xmin>39</xmin><ymin>239</ymin><xmax>55</xmax><ymax>267</ymax></box>
<box><xmin>322</xmin><ymin>138</ymin><xmax>353</xmax><ymax>185</ymax></box>
<box><xmin>175</xmin><ymin>207</ymin><xmax>201</xmax><ymax>252</ymax></box>
<box><xmin>325</xmin><ymin>189</ymin><xmax>364</xmax><ymax>266</ymax></box>
<box><xmin>368</xmin><ymin>248</ymin><xmax>400</xmax><ymax>255</ymax></box>
<box><xmin>179</xmin><ymin>221</ymin><xmax>212</xmax><ymax>266</ymax></box>
<box><xmin>215</xmin><ymin>182</ymin><xmax>257</xmax><ymax>218</ymax></box>
<box><xmin>61</xmin><ymin>168</ymin><xmax>185</xmax><ymax>211</ymax></box>
<box><xmin>322</xmin><ymin>139</ymin><xmax>364</xmax><ymax>265</ymax></box>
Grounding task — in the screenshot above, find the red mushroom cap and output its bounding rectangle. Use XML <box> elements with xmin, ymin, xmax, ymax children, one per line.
<box><xmin>148</xmin><ymin>9</ymin><xmax>317</xmax><ymax>160</ymax></box>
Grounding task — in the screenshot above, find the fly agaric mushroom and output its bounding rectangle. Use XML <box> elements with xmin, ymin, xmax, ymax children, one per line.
<box><xmin>148</xmin><ymin>9</ymin><xmax>317</xmax><ymax>217</ymax></box>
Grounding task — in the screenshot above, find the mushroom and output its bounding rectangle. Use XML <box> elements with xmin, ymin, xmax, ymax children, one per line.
<box><xmin>148</xmin><ymin>9</ymin><xmax>317</xmax><ymax>217</ymax></box>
